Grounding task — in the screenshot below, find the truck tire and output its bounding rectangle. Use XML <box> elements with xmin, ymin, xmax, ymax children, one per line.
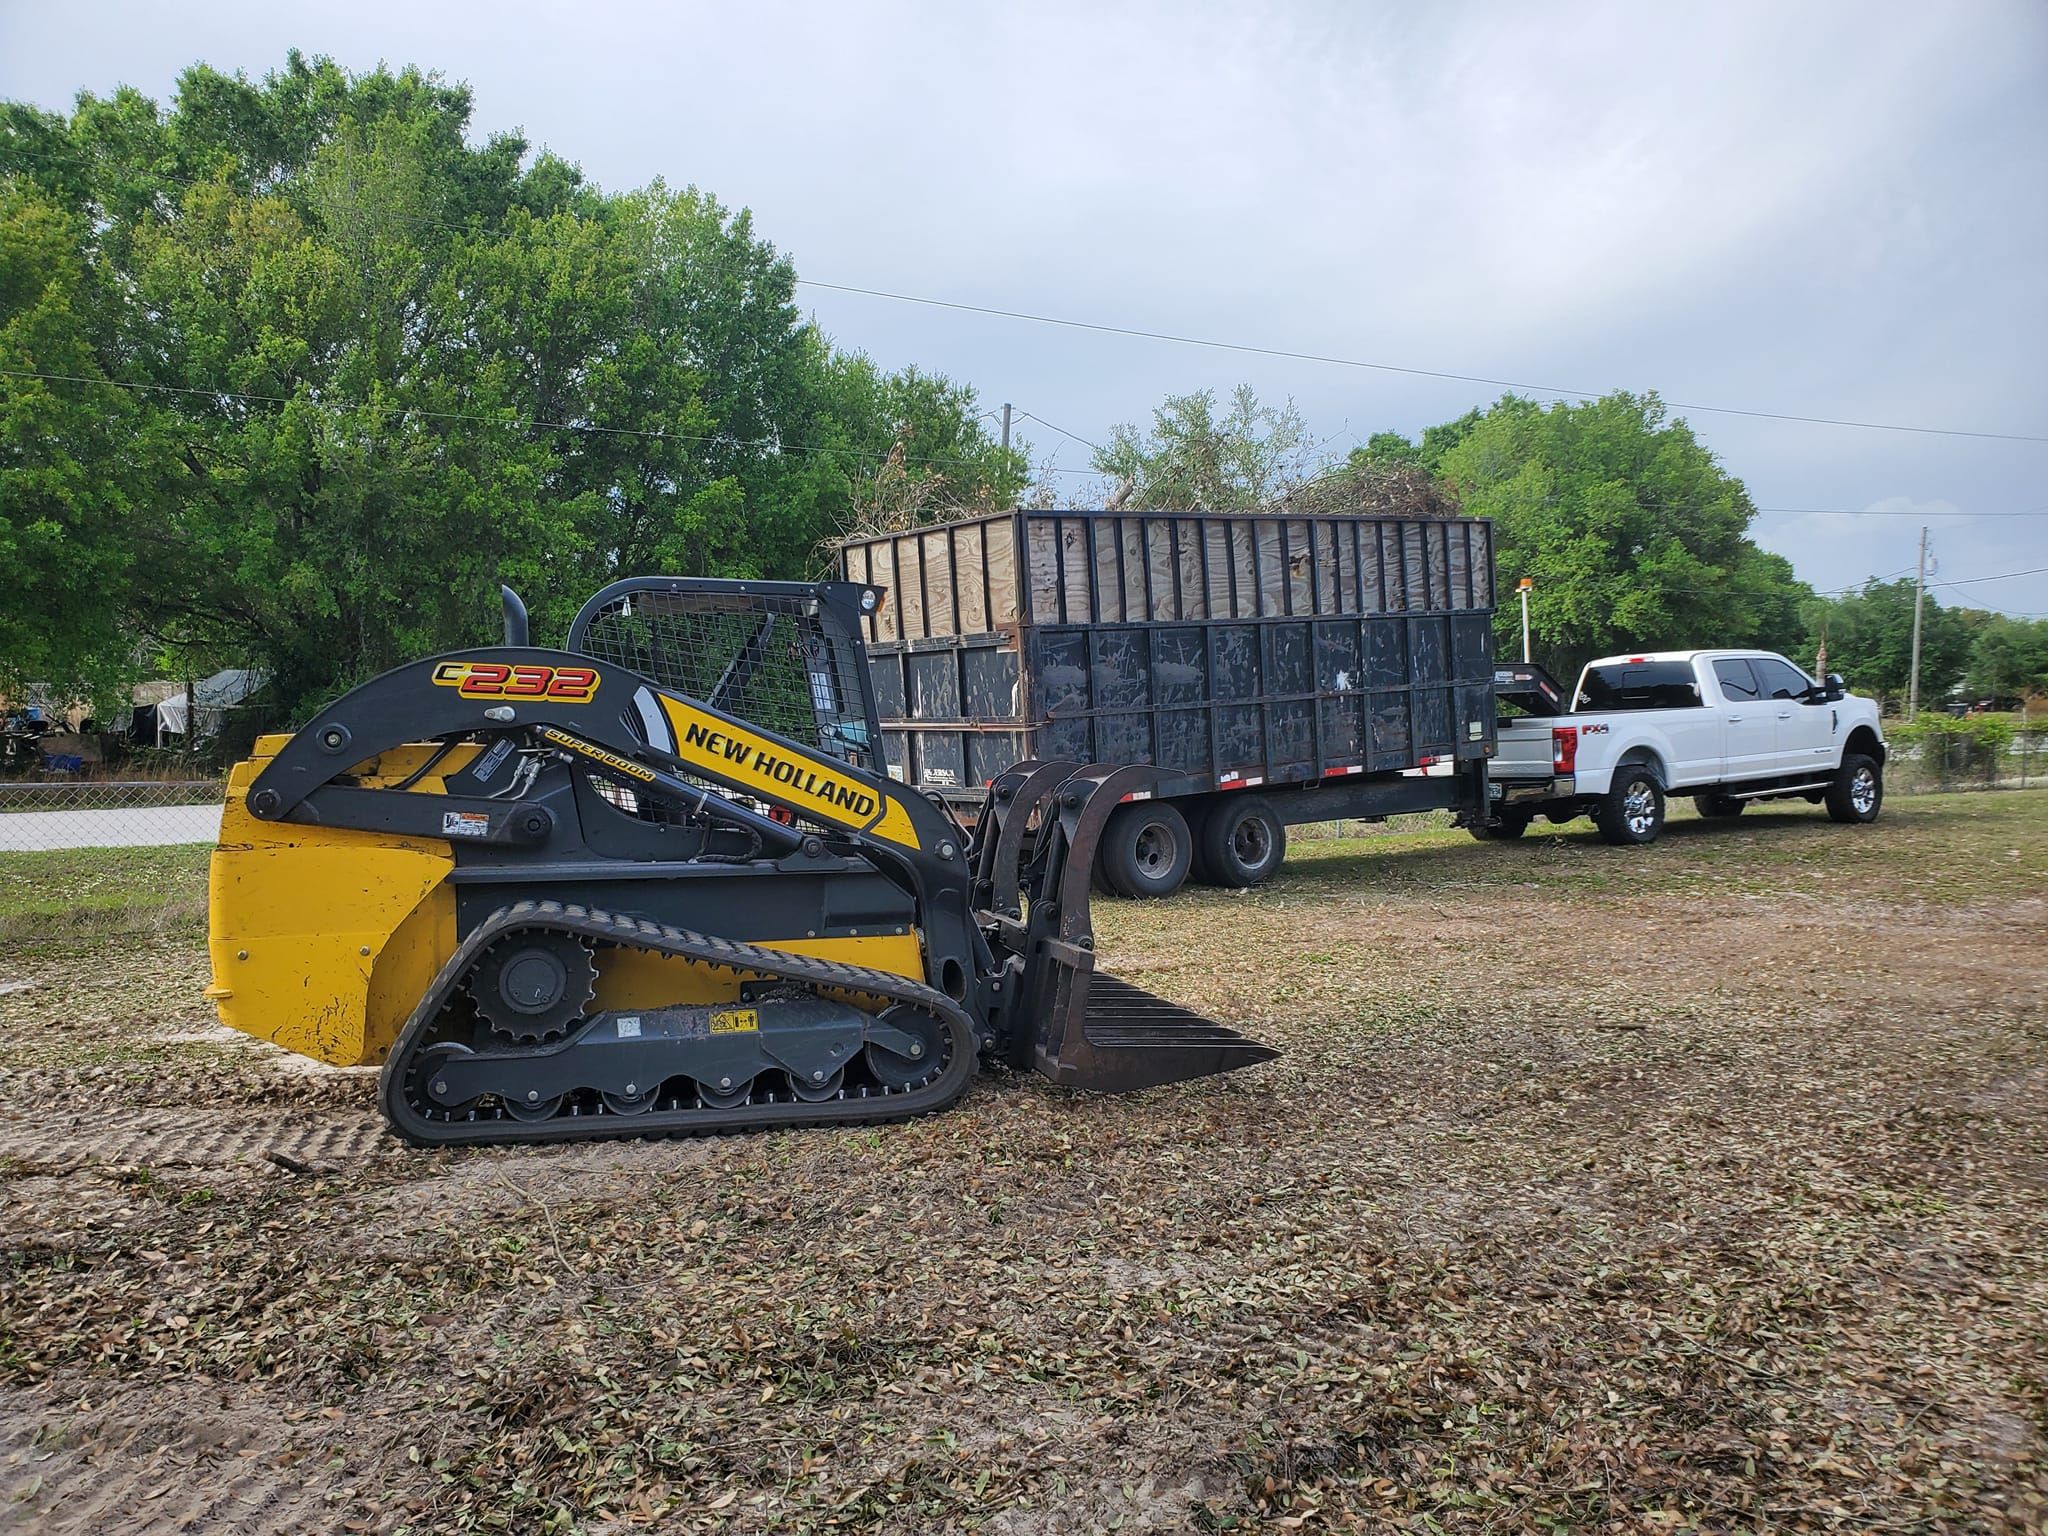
<box><xmin>1825</xmin><ymin>753</ymin><xmax>1883</xmax><ymax>824</ymax></box>
<box><xmin>1193</xmin><ymin>796</ymin><xmax>1286</xmax><ymax>887</ymax></box>
<box><xmin>1099</xmin><ymin>801</ymin><xmax>1194</xmax><ymax>898</ymax></box>
<box><xmin>1469</xmin><ymin>807</ymin><xmax>1532</xmax><ymax>841</ymax></box>
<box><xmin>1594</xmin><ymin>765</ymin><xmax>1665</xmax><ymax>846</ymax></box>
<box><xmin>1694</xmin><ymin>793</ymin><xmax>1744</xmax><ymax>819</ymax></box>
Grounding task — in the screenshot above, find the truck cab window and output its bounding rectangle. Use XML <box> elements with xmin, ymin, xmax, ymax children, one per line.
<box><xmin>1749</xmin><ymin>656</ymin><xmax>1813</xmax><ymax>701</ymax></box>
<box><xmin>1576</xmin><ymin>660</ymin><xmax>1703</xmax><ymax>711</ymax></box>
<box><xmin>1713</xmin><ymin>658</ymin><xmax>1761</xmax><ymax>701</ymax></box>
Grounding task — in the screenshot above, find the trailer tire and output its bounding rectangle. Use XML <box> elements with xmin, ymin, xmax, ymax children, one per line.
<box><xmin>1594</xmin><ymin>765</ymin><xmax>1665</xmax><ymax>846</ymax></box>
<box><xmin>1469</xmin><ymin>807</ymin><xmax>1532</xmax><ymax>841</ymax></box>
<box><xmin>1099</xmin><ymin>801</ymin><xmax>1194</xmax><ymax>898</ymax></box>
<box><xmin>1694</xmin><ymin>793</ymin><xmax>1744</xmax><ymax>819</ymax></box>
<box><xmin>1193</xmin><ymin>796</ymin><xmax>1286</xmax><ymax>887</ymax></box>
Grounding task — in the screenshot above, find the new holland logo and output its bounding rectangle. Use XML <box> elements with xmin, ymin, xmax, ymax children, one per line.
<box><xmin>680</xmin><ymin>721</ymin><xmax>879</xmax><ymax>819</ymax></box>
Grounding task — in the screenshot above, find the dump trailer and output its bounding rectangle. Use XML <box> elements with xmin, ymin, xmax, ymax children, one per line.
<box><xmin>841</xmin><ymin>509</ymin><xmax>1498</xmax><ymax>895</ymax></box>
<box><xmin>205</xmin><ymin>578</ymin><xmax>1275</xmax><ymax>1147</ymax></box>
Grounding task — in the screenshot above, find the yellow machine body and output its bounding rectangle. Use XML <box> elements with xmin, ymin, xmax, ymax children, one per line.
<box><xmin>206</xmin><ymin>735</ymin><xmax>928</xmax><ymax>1067</ymax></box>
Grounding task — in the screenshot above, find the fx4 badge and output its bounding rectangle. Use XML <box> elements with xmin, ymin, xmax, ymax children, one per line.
<box><xmin>432</xmin><ymin>661</ymin><xmax>599</xmax><ymax>703</ymax></box>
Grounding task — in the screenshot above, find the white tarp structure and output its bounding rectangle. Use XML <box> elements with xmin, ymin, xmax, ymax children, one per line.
<box><xmin>139</xmin><ymin>669</ymin><xmax>266</xmax><ymax>745</ymax></box>
<box><xmin>152</xmin><ymin>692</ymin><xmax>190</xmax><ymax>737</ymax></box>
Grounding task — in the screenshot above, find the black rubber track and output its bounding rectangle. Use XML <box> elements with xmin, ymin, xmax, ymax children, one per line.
<box><xmin>378</xmin><ymin>899</ymin><xmax>978</xmax><ymax>1148</ymax></box>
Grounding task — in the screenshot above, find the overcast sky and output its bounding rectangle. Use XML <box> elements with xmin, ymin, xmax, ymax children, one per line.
<box><xmin>5</xmin><ymin>1</ymin><xmax>2044</xmax><ymax>616</ymax></box>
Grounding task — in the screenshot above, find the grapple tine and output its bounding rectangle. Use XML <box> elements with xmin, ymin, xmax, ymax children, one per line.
<box><xmin>1003</xmin><ymin>764</ymin><xmax>1280</xmax><ymax>1093</ymax></box>
<box><xmin>970</xmin><ymin>758</ymin><xmax>1080</xmax><ymax>919</ymax></box>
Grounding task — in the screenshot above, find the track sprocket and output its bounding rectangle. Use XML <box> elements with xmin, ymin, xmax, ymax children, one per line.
<box><xmin>466</xmin><ymin>931</ymin><xmax>597</xmax><ymax>1045</ymax></box>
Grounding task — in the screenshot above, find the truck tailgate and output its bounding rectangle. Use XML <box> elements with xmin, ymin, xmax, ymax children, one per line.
<box><xmin>1488</xmin><ymin>664</ymin><xmax>1569</xmax><ymax>784</ymax></box>
<box><xmin>1491</xmin><ymin>717</ymin><xmax>1557</xmax><ymax>780</ymax></box>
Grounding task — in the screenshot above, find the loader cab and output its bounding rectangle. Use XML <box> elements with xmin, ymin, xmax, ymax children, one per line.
<box><xmin>565</xmin><ymin>576</ymin><xmax>891</xmax><ymax>777</ymax></box>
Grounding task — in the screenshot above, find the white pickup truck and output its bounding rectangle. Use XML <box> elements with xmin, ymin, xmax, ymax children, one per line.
<box><xmin>1482</xmin><ymin>650</ymin><xmax>1887</xmax><ymax>845</ymax></box>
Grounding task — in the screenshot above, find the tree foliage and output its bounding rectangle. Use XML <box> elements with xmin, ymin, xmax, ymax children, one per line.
<box><xmin>1799</xmin><ymin>580</ymin><xmax>1975</xmax><ymax>712</ymax></box>
<box><xmin>1964</xmin><ymin>614</ymin><xmax>2048</xmax><ymax>703</ymax></box>
<box><xmin>0</xmin><ymin>52</ymin><xmax>1024</xmax><ymax>717</ymax></box>
<box><xmin>1092</xmin><ymin>385</ymin><xmax>1314</xmax><ymax>509</ymax></box>
<box><xmin>1803</xmin><ymin>584</ymin><xmax>2048</xmax><ymax>712</ymax></box>
<box><xmin>1396</xmin><ymin>393</ymin><xmax>1810</xmax><ymax>678</ymax></box>
<box><xmin>0</xmin><ymin>179</ymin><xmax>143</xmax><ymax>704</ymax></box>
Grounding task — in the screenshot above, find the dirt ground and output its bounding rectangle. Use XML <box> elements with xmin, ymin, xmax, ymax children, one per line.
<box><xmin>1</xmin><ymin>792</ymin><xmax>2044</xmax><ymax>1534</ymax></box>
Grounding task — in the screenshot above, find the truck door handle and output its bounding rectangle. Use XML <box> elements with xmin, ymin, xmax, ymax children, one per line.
<box><xmin>1777</xmin><ymin>710</ymin><xmax>1792</xmax><ymax>719</ymax></box>
<box><xmin>1727</xmin><ymin>716</ymin><xmax>1742</xmax><ymax>724</ymax></box>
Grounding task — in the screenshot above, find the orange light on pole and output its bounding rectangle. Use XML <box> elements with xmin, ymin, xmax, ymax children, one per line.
<box><xmin>1517</xmin><ymin>578</ymin><xmax>1534</xmax><ymax>663</ymax></box>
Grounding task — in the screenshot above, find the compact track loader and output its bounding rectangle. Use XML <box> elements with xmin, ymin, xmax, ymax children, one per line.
<box><xmin>206</xmin><ymin>578</ymin><xmax>1276</xmax><ymax>1146</ymax></box>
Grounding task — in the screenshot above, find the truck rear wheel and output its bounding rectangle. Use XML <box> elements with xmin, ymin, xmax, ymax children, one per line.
<box><xmin>1825</xmin><ymin>753</ymin><xmax>1883</xmax><ymax>824</ymax></box>
<box><xmin>1594</xmin><ymin>767</ymin><xmax>1665</xmax><ymax>846</ymax></box>
<box><xmin>1100</xmin><ymin>801</ymin><xmax>1194</xmax><ymax>898</ymax></box>
<box><xmin>1194</xmin><ymin>796</ymin><xmax>1286</xmax><ymax>887</ymax></box>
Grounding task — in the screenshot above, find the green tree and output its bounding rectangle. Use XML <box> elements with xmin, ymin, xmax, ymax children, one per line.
<box><xmin>1093</xmin><ymin>385</ymin><xmax>1313</xmax><ymax>508</ymax></box>
<box><xmin>1802</xmin><ymin>579</ymin><xmax>1973</xmax><ymax>712</ymax></box>
<box><xmin>1964</xmin><ymin>614</ymin><xmax>2048</xmax><ymax>703</ymax></box>
<box><xmin>0</xmin><ymin>51</ymin><xmax>1016</xmax><ymax>720</ymax></box>
<box><xmin>1430</xmin><ymin>392</ymin><xmax>1811</xmax><ymax>677</ymax></box>
<box><xmin>811</xmin><ymin>353</ymin><xmax>1027</xmax><ymax>537</ymax></box>
<box><xmin>1352</xmin><ymin>408</ymin><xmax>1482</xmax><ymax>474</ymax></box>
<box><xmin>0</xmin><ymin>178</ymin><xmax>150</xmax><ymax>709</ymax></box>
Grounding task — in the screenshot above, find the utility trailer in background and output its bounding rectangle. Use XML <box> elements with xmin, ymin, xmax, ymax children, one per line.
<box><xmin>840</xmin><ymin>509</ymin><xmax>1498</xmax><ymax>897</ymax></box>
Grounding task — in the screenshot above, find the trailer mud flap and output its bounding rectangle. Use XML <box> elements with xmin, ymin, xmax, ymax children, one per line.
<box><xmin>981</xmin><ymin>762</ymin><xmax>1279</xmax><ymax>1092</ymax></box>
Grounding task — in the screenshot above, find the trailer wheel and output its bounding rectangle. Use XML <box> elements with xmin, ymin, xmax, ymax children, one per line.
<box><xmin>1694</xmin><ymin>793</ymin><xmax>1744</xmax><ymax>819</ymax></box>
<box><xmin>1594</xmin><ymin>766</ymin><xmax>1665</xmax><ymax>846</ymax></box>
<box><xmin>1193</xmin><ymin>796</ymin><xmax>1286</xmax><ymax>887</ymax></box>
<box><xmin>1100</xmin><ymin>801</ymin><xmax>1194</xmax><ymax>898</ymax></box>
<box><xmin>1469</xmin><ymin>807</ymin><xmax>1531</xmax><ymax>841</ymax></box>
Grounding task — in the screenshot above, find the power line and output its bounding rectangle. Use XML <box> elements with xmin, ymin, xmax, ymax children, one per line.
<box><xmin>1928</xmin><ymin>562</ymin><xmax>2048</xmax><ymax>590</ymax></box>
<box><xmin>1818</xmin><ymin>562</ymin><xmax>2048</xmax><ymax>598</ymax></box>
<box><xmin>0</xmin><ymin>365</ymin><xmax>1101</xmax><ymax>477</ymax></box>
<box><xmin>796</xmin><ymin>279</ymin><xmax>2048</xmax><ymax>445</ymax></box>
<box><xmin>1817</xmin><ymin>565</ymin><xmax>1918</xmax><ymax>597</ymax></box>
<box><xmin>1757</xmin><ymin>505</ymin><xmax>2048</xmax><ymax>519</ymax></box>
<box><xmin>1016</xmin><ymin>411</ymin><xmax>1105</xmax><ymax>455</ymax></box>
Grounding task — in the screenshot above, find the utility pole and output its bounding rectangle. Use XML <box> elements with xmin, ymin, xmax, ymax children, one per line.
<box><xmin>1000</xmin><ymin>403</ymin><xmax>1012</xmax><ymax>455</ymax></box>
<box><xmin>1907</xmin><ymin>524</ymin><xmax>1929</xmax><ymax>720</ymax></box>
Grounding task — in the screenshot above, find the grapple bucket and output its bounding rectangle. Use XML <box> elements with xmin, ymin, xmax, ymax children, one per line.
<box><xmin>975</xmin><ymin>762</ymin><xmax>1279</xmax><ymax>1093</ymax></box>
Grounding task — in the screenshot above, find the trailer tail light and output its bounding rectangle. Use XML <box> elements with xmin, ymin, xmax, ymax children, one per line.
<box><xmin>1552</xmin><ymin>725</ymin><xmax>1578</xmax><ymax>774</ymax></box>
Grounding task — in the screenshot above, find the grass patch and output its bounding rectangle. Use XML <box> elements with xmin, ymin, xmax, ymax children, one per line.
<box><xmin>0</xmin><ymin>844</ymin><xmax>210</xmax><ymax>950</ymax></box>
<box><xmin>1275</xmin><ymin>785</ymin><xmax>2048</xmax><ymax>906</ymax></box>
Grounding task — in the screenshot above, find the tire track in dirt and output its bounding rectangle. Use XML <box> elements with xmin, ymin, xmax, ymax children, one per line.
<box><xmin>0</xmin><ymin>1108</ymin><xmax>393</xmax><ymax>1173</ymax></box>
<box><xmin>0</xmin><ymin>1389</ymin><xmax>352</xmax><ymax>1535</ymax></box>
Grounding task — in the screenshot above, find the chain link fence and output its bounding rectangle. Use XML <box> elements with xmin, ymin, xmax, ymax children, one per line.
<box><xmin>0</xmin><ymin>779</ymin><xmax>227</xmax><ymax>852</ymax></box>
<box><xmin>1886</xmin><ymin>720</ymin><xmax>2047</xmax><ymax>795</ymax></box>
<box><xmin>0</xmin><ymin>722</ymin><xmax>2041</xmax><ymax>855</ymax></box>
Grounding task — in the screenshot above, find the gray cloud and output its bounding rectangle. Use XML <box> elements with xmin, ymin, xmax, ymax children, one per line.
<box><xmin>5</xmin><ymin>0</ymin><xmax>2042</xmax><ymax>612</ymax></box>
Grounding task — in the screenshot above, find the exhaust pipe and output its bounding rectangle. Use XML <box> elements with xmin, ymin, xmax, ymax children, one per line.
<box><xmin>500</xmin><ymin>584</ymin><xmax>530</xmax><ymax>647</ymax></box>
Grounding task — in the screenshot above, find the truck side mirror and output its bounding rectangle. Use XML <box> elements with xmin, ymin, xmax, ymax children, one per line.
<box><xmin>1802</xmin><ymin>672</ymin><xmax>1843</xmax><ymax>705</ymax></box>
